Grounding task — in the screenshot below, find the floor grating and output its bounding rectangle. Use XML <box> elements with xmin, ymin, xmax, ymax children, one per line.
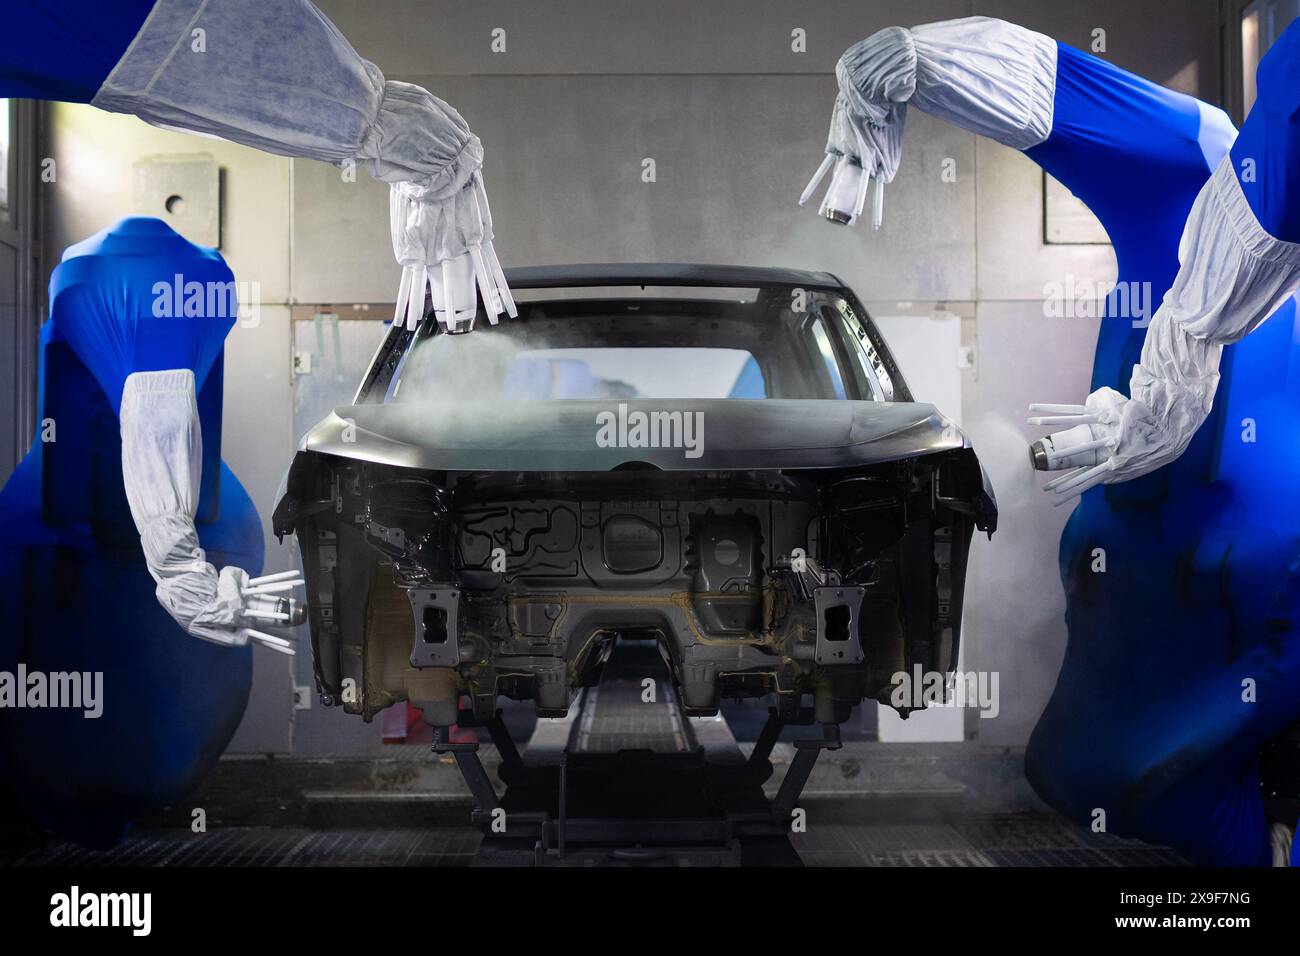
<box><xmin>2</xmin><ymin>814</ymin><xmax>1184</xmax><ymax>867</ymax></box>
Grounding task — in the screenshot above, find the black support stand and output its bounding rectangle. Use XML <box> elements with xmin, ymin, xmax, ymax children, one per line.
<box><xmin>434</xmin><ymin>703</ymin><xmax>841</xmax><ymax>867</ymax></box>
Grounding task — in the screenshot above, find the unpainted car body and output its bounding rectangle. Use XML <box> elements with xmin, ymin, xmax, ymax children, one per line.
<box><xmin>274</xmin><ymin>264</ymin><xmax>996</xmax><ymax>731</ymax></box>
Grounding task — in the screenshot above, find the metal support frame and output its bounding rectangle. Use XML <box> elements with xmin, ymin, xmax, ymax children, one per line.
<box><xmin>748</xmin><ymin>706</ymin><xmax>842</xmax><ymax>820</ymax></box>
<box><xmin>437</xmin><ymin>701</ymin><xmax>844</xmax><ymax>864</ymax></box>
<box><xmin>430</xmin><ymin>723</ymin><xmax>499</xmax><ymax>818</ymax></box>
<box><xmin>774</xmin><ymin>721</ymin><xmax>841</xmax><ymax>820</ymax></box>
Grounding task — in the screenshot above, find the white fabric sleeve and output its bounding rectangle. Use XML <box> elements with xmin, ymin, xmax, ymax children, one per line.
<box><xmin>1159</xmin><ymin>155</ymin><xmax>1300</xmax><ymax>343</ymax></box>
<box><xmin>836</xmin><ymin>16</ymin><xmax>1057</xmax><ymax>155</ymax></box>
<box><xmin>1097</xmin><ymin>155</ymin><xmax>1300</xmax><ymax>481</ymax></box>
<box><xmin>92</xmin><ymin>0</ymin><xmax>516</xmax><ymax>331</ymax></box>
<box><xmin>89</xmin><ymin>0</ymin><xmax>481</xmax><ymax>191</ymax></box>
<box><xmin>120</xmin><ymin>369</ymin><xmax>251</xmax><ymax>647</ymax></box>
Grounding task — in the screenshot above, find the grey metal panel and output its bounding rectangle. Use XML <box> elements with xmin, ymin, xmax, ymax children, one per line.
<box><xmin>289</xmin><ymin>155</ymin><xmax>389</xmax><ymax>304</ymax></box>
<box><xmin>223</xmin><ymin>304</ymin><xmax>297</xmax><ymax>754</ymax></box>
<box><xmin>958</xmin><ymin>298</ymin><xmax>1101</xmax><ymax>747</ymax></box>
<box><xmin>1043</xmin><ymin>173</ymin><xmax>1110</xmax><ymax>245</ymax></box>
<box><xmin>974</xmin><ymin>0</ymin><xmax>1222</xmax><ymax>98</ymax></box>
<box><xmin>226</xmin><ymin>643</ymin><xmax>296</xmax><ymax>754</ymax></box>
<box><xmin>133</xmin><ymin>154</ymin><xmax>221</xmax><ymax>248</ymax></box>
<box><xmin>974</xmin><ymin>137</ymin><xmax>1118</xmax><ymax>302</ymax></box>
<box><xmin>291</xmin><ymin>76</ymin><xmax>978</xmax><ymax>305</ymax></box>
<box><xmin>286</xmin><ymin>709</ymin><xmax>388</xmax><ymax>757</ymax></box>
<box><xmin>315</xmin><ymin>0</ymin><xmax>969</xmax><ymax>76</ymax></box>
<box><xmin>292</xmin><ymin>315</ymin><xmax>388</xmax><ymax>441</ymax></box>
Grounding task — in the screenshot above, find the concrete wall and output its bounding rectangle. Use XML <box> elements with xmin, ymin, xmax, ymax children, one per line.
<box><xmin>42</xmin><ymin>0</ymin><xmax>1225</xmax><ymax>754</ymax></box>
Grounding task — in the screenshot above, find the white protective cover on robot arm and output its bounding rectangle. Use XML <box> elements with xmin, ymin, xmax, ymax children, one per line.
<box><xmin>1032</xmin><ymin>155</ymin><xmax>1300</xmax><ymax>501</ymax></box>
<box><xmin>91</xmin><ymin>0</ymin><xmax>514</xmax><ymax>331</ymax></box>
<box><xmin>802</xmin><ymin>17</ymin><xmax>1057</xmax><ymax>226</ymax></box>
<box><xmin>120</xmin><ymin>370</ymin><xmax>297</xmax><ymax>654</ymax></box>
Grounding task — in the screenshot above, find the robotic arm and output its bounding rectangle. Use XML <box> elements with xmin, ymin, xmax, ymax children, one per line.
<box><xmin>803</xmin><ymin>16</ymin><xmax>1300</xmax><ymax>499</ymax></box>
<box><xmin>1030</xmin><ymin>21</ymin><xmax>1300</xmax><ymax>501</ymax></box>
<box><xmin>1029</xmin><ymin>155</ymin><xmax>1300</xmax><ymax>501</ymax></box>
<box><xmin>120</xmin><ymin>370</ymin><xmax>303</xmax><ymax>654</ymax></box>
<box><xmin>86</xmin><ymin>0</ymin><xmax>514</xmax><ymax>332</ymax></box>
<box><xmin>800</xmin><ymin>18</ymin><xmax>1056</xmax><ymax>227</ymax></box>
<box><xmin>9</xmin><ymin>0</ymin><xmax>524</xmax><ymax>647</ymax></box>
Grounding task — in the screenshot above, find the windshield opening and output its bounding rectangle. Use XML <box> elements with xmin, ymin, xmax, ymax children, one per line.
<box><xmin>374</xmin><ymin>290</ymin><xmax>904</xmax><ymax>405</ymax></box>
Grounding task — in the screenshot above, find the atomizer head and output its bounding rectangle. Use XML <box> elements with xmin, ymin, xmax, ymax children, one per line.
<box><xmin>819</xmin><ymin>156</ymin><xmax>865</xmax><ymax>226</ymax></box>
<box><xmin>1029</xmin><ymin>439</ymin><xmax>1050</xmax><ymax>471</ymax></box>
<box><xmin>430</xmin><ymin>252</ymin><xmax>479</xmax><ymax>334</ymax></box>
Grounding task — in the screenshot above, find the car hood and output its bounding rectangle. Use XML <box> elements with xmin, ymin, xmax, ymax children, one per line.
<box><xmin>300</xmin><ymin>399</ymin><xmax>970</xmax><ymax>472</ymax></box>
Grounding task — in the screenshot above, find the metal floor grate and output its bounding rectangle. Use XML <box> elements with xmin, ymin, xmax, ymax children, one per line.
<box><xmin>573</xmin><ymin>681</ymin><xmax>691</xmax><ymax>754</ymax></box>
<box><xmin>571</xmin><ymin>641</ymin><xmax>693</xmax><ymax>755</ymax></box>
<box><xmin>4</xmin><ymin>814</ymin><xmax>1184</xmax><ymax>867</ymax></box>
<box><xmin>1</xmin><ymin>828</ymin><xmax>481</xmax><ymax>868</ymax></box>
<box><xmin>790</xmin><ymin>819</ymin><xmax>1185</xmax><ymax>867</ymax></box>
